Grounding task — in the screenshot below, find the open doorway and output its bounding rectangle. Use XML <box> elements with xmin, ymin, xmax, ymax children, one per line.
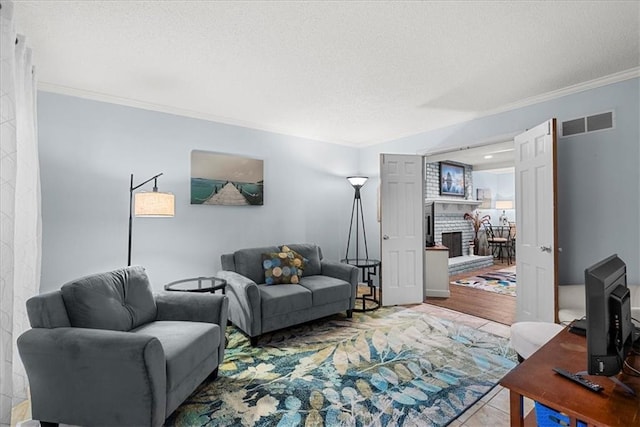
<box><xmin>423</xmin><ymin>140</ymin><xmax>517</xmax><ymax>325</ymax></box>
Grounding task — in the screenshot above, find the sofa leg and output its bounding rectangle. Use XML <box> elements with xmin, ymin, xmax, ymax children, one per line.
<box><xmin>250</xmin><ymin>336</ymin><xmax>259</xmax><ymax>347</ymax></box>
<box><xmin>40</xmin><ymin>422</ymin><xmax>59</xmax><ymax>427</ymax></box>
<box><xmin>208</xmin><ymin>367</ymin><xmax>219</xmax><ymax>380</ymax></box>
<box><xmin>347</xmin><ymin>309</ymin><xmax>353</xmax><ymax>318</ymax></box>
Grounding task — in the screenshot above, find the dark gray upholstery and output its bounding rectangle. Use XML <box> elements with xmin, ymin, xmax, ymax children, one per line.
<box><xmin>219</xmin><ymin>243</ymin><xmax>358</xmax><ymax>344</ymax></box>
<box><xmin>233</xmin><ymin>245</ymin><xmax>279</xmax><ymax>283</ymax></box>
<box><xmin>283</xmin><ymin>243</ymin><xmax>323</xmax><ymax>276</ymax></box>
<box><xmin>259</xmin><ymin>284</ymin><xmax>312</xmax><ymax>317</ymax></box>
<box><xmin>26</xmin><ymin>291</ymin><xmax>71</xmax><ymax>328</ymax></box>
<box><xmin>61</xmin><ymin>266</ymin><xmax>157</xmax><ymax>330</ymax></box>
<box><xmin>299</xmin><ymin>275</ymin><xmax>352</xmax><ymax>306</ymax></box>
<box><xmin>17</xmin><ymin>266</ymin><xmax>229</xmax><ymax>427</ymax></box>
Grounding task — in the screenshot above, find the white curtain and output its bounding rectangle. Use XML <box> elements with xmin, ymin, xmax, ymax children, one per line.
<box><xmin>0</xmin><ymin>1</ymin><xmax>41</xmax><ymax>425</ymax></box>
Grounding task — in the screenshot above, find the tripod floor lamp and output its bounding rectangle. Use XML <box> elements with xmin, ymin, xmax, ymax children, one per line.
<box><xmin>128</xmin><ymin>173</ymin><xmax>175</xmax><ymax>266</ymax></box>
<box><xmin>344</xmin><ymin>176</ymin><xmax>369</xmax><ymax>261</ymax></box>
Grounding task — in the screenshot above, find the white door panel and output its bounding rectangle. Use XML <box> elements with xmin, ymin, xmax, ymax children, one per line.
<box><xmin>380</xmin><ymin>154</ymin><xmax>424</xmax><ymax>306</ymax></box>
<box><xmin>515</xmin><ymin>119</ymin><xmax>558</xmax><ymax>322</ymax></box>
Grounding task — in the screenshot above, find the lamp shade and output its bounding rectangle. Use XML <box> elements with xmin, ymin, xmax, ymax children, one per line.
<box><xmin>495</xmin><ymin>200</ymin><xmax>513</xmax><ymax>210</ymax></box>
<box><xmin>134</xmin><ymin>191</ymin><xmax>175</xmax><ymax>217</ymax></box>
<box><xmin>347</xmin><ymin>176</ymin><xmax>368</xmax><ymax>188</ymax></box>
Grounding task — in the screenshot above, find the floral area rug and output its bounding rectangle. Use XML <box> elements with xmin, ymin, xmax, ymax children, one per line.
<box><xmin>450</xmin><ymin>268</ymin><xmax>517</xmax><ymax>297</ymax></box>
<box><xmin>166</xmin><ymin>306</ymin><xmax>517</xmax><ymax>426</ymax></box>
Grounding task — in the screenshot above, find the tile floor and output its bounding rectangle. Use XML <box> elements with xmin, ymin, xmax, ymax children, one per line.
<box><xmin>12</xmin><ymin>303</ymin><xmax>533</xmax><ymax>427</ymax></box>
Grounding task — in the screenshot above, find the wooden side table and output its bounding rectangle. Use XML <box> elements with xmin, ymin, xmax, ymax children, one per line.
<box><xmin>500</xmin><ymin>327</ymin><xmax>640</xmax><ymax>426</ymax></box>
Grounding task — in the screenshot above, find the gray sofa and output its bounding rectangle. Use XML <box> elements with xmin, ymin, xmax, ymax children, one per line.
<box><xmin>217</xmin><ymin>243</ymin><xmax>358</xmax><ymax>345</ymax></box>
<box><xmin>17</xmin><ymin>266</ymin><xmax>228</xmax><ymax>427</ymax></box>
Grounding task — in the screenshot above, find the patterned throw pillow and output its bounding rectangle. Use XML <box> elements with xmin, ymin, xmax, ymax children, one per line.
<box><xmin>280</xmin><ymin>245</ymin><xmax>308</xmax><ymax>269</ymax></box>
<box><xmin>262</xmin><ymin>248</ymin><xmax>306</xmax><ymax>285</ymax></box>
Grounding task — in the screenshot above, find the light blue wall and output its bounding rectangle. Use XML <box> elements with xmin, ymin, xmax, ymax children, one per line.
<box><xmin>37</xmin><ymin>78</ymin><xmax>640</xmax><ymax>293</ymax></box>
<box><xmin>359</xmin><ymin>78</ymin><xmax>640</xmax><ymax>287</ymax></box>
<box><xmin>472</xmin><ymin>170</ymin><xmax>515</xmax><ymax>224</ymax></box>
<box><xmin>37</xmin><ymin>92</ymin><xmax>359</xmax><ymax>293</ymax></box>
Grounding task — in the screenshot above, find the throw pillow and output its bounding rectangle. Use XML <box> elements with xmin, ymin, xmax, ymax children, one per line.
<box><xmin>280</xmin><ymin>245</ymin><xmax>308</xmax><ymax>271</ymax></box>
<box><xmin>281</xmin><ymin>244</ymin><xmax>321</xmax><ymax>275</ymax></box>
<box><xmin>262</xmin><ymin>250</ymin><xmax>305</xmax><ymax>285</ymax></box>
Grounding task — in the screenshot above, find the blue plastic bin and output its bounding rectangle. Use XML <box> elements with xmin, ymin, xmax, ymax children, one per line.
<box><xmin>535</xmin><ymin>402</ymin><xmax>587</xmax><ymax>427</ymax></box>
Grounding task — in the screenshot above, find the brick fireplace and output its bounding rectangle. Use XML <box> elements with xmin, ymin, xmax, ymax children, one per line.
<box><xmin>441</xmin><ymin>232</ymin><xmax>462</xmax><ymax>258</ymax></box>
<box><xmin>427</xmin><ymin>199</ymin><xmax>482</xmax><ymax>256</ymax></box>
<box><xmin>428</xmin><ymin>198</ymin><xmax>494</xmax><ymax>273</ymax></box>
<box><xmin>424</xmin><ymin>161</ymin><xmax>494</xmax><ymax>274</ymax></box>
<box><xmin>425</xmin><ymin>161</ymin><xmax>482</xmax><ymax>257</ymax></box>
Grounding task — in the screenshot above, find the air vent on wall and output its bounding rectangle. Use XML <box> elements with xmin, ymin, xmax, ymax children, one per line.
<box><xmin>561</xmin><ymin>111</ymin><xmax>614</xmax><ymax>137</ymax></box>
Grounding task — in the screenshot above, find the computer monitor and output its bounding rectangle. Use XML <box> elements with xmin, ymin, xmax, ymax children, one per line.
<box><xmin>585</xmin><ymin>254</ymin><xmax>634</xmax><ymax>377</ymax></box>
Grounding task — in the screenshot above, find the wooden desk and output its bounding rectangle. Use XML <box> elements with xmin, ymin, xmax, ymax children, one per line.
<box><xmin>500</xmin><ymin>328</ymin><xmax>640</xmax><ymax>426</ymax></box>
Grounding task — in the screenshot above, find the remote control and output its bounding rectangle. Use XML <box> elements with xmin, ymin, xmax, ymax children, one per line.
<box><xmin>552</xmin><ymin>367</ymin><xmax>603</xmax><ymax>392</ymax></box>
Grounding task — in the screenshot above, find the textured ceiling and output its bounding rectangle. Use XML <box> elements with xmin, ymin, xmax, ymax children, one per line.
<box><xmin>12</xmin><ymin>1</ymin><xmax>640</xmax><ymax>146</ymax></box>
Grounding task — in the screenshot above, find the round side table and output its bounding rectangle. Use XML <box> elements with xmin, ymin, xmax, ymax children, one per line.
<box><xmin>164</xmin><ymin>276</ymin><xmax>227</xmax><ymax>294</ymax></box>
<box><xmin>341</xmin><ymin>258</ymin><xmax>381</xmax><ymax>312</ymax></box>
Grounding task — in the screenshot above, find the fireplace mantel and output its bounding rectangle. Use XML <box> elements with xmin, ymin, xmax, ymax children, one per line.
<box><xmin>427</xmin><ymin>198</ymin><xmax>482</xmax><ymax>213</ymax></box>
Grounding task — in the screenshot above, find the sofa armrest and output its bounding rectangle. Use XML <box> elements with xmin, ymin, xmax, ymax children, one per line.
<box><xmin>216</xmin><ymin>270</ymin><xmax>262</xmax><ymax>337</ymax></box>
<box><xmin>156</xmin><ymin>292</ymin><xmax>229</xmax><ymax>362</ymax></box>
<box><xmin>321</xmin><ymin>260</ymin><xmax>359</xmax><ymax>309</ymax></box>
<box><xmin>155</xmin><ymin>292</ymin><xmax>228</xmax><ymax>326</ymax></box>
<box><xmin>17</xmin><ymin>327</ymin><xmax>166</xmax><ymax>427</ymax></box>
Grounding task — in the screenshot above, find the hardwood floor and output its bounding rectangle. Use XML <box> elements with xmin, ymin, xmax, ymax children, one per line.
<box><xmin>426</xmin><ymin>260</ymin><xmax>517</xmax><ymax>325</ymax></box>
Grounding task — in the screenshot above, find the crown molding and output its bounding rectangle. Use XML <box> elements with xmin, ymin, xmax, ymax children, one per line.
<box><xmin>35</xmin><ymin>82</ymin><xmax>358</xmax><ymax>147</ymax></box>
<box><xmin>480</xmin><ymin>67</ymin><xmax>640</xmax><ymax>120</ymax></box>
<box><xmin>38</xmin><ymin>67</ymin><xmax>639</xmax><ymax>148</ymax></box>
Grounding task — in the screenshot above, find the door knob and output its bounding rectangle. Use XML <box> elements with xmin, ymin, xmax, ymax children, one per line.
<box><xmin>383</xmin><ymin>235</ymin><xmax>389</xmax><ymax>240</ymax></box>
<box><xmin>539</xmin><ymin>245</ymin><xmax>552</xmax><ymax>253</ymax></box>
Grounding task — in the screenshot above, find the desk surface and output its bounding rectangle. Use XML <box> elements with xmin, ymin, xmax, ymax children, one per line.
<box><xmin>500</xmin><ymin>328</ymin><xmax>640</xmax><ymax>426</ymax></box>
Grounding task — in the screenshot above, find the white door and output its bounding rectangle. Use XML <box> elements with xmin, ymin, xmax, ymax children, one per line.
<box><xmin>515</xmin><ymin>119</ymin><xmax>558</xmax><ymax>322</ymax></box>
<box><xmin>380</xmin><ymin>154</ymin><xmax>424</xmax><ymax>306</ymax></box>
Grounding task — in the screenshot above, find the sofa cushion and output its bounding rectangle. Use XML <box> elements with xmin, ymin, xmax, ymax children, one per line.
<box><xmin>234</xmin><ymin>246</ymin><xmax>280</xmax><ymax>284</ymax></box>
<box><xmin>61</xmin><ymin>266</ymin><xmax>157</xmax><ymax>331</ymax></box>
<box><xmin>299</xmin><ymin>275</ymin><xmax>352</xmax><ymax>306</ymax></box>
<box><xmin>259</xmin><ymin>284</ymin><xmax>312</xmax><ymax>317</ymax></box>
<box><xmin>262</xmin><ymin>251</ymin><xmax>305</xmax><ymax>285</ymax></box>
<box><xmin>281</xmin><ymin>243</ymin><xmax>322</xmax><ymax>276</ymax></box>
<box><xmin>131</xmin><ymin>321</ymin><xmax>220</xmax><ymax>393</ymax></box>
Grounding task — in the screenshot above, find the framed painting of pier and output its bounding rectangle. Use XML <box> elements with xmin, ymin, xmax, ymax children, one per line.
<box><xmin>190</xmin><ymin>150</ymin><xmax>264</xmax><ymax>206</ymax></box>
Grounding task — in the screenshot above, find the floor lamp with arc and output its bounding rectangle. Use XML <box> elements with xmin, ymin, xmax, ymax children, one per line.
<box><xmin>128</xmin><ymin>173</ymin><xmax>175</xmax><ymax>266</ymax></box>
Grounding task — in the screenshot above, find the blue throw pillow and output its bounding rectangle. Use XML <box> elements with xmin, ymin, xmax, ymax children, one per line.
<box><xmin>262</xmin><ymin>249</ymin><xmax>306</xmax><ymax>285</ymax></box>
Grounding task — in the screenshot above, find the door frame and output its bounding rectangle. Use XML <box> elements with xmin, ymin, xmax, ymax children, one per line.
<box><xmin>418</xmin><ymin>130</ymin><xmax>558</xmax><ymax>320</ymax></box>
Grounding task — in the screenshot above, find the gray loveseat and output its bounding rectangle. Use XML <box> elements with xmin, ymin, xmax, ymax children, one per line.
<box><xmin>17</xmin><ymin>266</ymin><xmax>228</xmax><ymax>427</ymax></box>
<box><xmin>217</xmin><ymin>243</ymin><xmax>358</xmax><ymax>345</ymax></box>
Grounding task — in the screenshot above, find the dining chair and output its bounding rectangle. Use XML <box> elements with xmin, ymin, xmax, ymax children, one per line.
<box><xmin>485</xmin><ymin>223</ymin><xmax>510</xmax><ymax>263</ymax></box>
